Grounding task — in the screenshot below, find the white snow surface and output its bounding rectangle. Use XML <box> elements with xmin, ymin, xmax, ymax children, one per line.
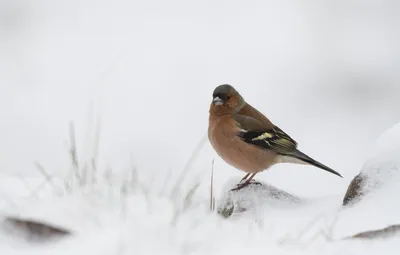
<box><xmin>346</xmin><ymin>122</ymin><xmax>400</xmax><ymax>203</ymax></box>
<box><xmin>1</xmin><ymin>122</ymin><xmax>400</xmax><ymax>255</ymax></box>
<box><xmin>334</xmin><ymin>122</ymin><xmax>400</xmax><ymax>238</ymax></box>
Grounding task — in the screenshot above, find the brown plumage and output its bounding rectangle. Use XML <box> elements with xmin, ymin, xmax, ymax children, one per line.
<box><xmin>208</xmin><ymin>84</ymin><xmax>342</xmax><ymax>190</ymax></box>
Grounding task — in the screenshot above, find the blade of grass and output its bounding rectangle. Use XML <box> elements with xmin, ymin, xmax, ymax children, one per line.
<box><xmin>69</xmin><ymin>121</ymin><xmax>81</xmax><ymax>187</ymax></box>
<box><xmin>170</xmin><ymin>132</ymin><xmax>208</xmax><ymax>198</ymax></box>
<box><xmin>210</xmin><ymin>159</ymin><xmax>215</xmax><ymax>212</ymax></box>
<box><xmin>33</xmin><ymin>161</ymin><xmax>59</xmax><ymax>192</ymax></box>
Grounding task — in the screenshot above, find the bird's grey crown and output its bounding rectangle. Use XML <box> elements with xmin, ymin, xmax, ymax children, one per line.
<box><xmin>212</xmin><ymin>84</ymin><xmax>235</xmax><ymax>100</ymax></box>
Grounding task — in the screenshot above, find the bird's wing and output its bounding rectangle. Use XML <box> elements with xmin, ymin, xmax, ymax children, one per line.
<box><xmin>234</xmin><ymin>114</ymin><xmax>298</xmax><ymax>155</ymax></box>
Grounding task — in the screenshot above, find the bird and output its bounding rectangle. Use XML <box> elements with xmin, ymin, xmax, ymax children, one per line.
<box><xmin>208</xmin><ymin>84</ymin><xmax>342</xmax><ymax>191</ymax></box>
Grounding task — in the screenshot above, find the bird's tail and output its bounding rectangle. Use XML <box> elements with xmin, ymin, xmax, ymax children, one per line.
<box><xmin>281</xmin><ymin>150</ymin><xmax>343</xmax><ymax>178</ymax></box>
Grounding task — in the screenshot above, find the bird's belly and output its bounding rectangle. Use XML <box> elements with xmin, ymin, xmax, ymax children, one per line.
<box><xmin>209</xmin><ymin>126</ymin><xmax>276</xmax><ymax>173</ymax></box>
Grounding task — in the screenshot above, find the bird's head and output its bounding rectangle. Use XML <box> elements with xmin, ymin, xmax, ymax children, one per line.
<box><xmin>210</xmin><ymin>84</ymin><xmax>245</xmax><ymax>115</ymax></box>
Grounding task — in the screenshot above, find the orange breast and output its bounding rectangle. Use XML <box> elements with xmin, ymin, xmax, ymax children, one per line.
<box><xmin>208</xmin><ymin>115</ymin><xmax>278</xmax><ymax>173</ymax></box>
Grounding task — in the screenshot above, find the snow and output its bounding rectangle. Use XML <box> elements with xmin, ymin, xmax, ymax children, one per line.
<box><xmin>375</xmin><ymin>122</ymin><xmax>400</xmax><ymax>155</ymax></box>
<box><xmin>346</xmin><ymin>122</ymin><xmax>400</xmax><ymax>205</ymax></box>
<box><xmin>217</xmin><ymin>178</ymin><xmax>302</xmax><ymax>218</ymax></box>
<box><xmin>334</xmin><ymin>123</ymin><xmax>400</xmax><ymax>238</ymax></box>
<box><xmin>1</xmin><ymin>119</ymin><xmax>400</xmax><ymax>255</ymax></box>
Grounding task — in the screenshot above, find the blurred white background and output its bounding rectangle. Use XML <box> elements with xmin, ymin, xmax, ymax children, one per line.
<box><xmin>0</xmin><ymin>0</ymin><xmax>399</xmax><ymax>197</ymax></box>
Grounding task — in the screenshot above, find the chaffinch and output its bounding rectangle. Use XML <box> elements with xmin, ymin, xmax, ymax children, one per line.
<box><xmin>208</xmin><ymin>84</ymin><xmax>342</xmax><ymax>191</ymax></box>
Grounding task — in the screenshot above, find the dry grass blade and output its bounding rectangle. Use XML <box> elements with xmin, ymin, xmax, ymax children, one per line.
<box><xmin>91</xmin><ymin>158</ymin><xmax>97</xmax><ymax>184</ymax></box>
<box><xmin>183</xmin><ymin>182</ymin><xmax>201</xmax><ymax>212</ymax></box>
<box><xmin>69</xmin><ymin>121</ymin><xmax>79</xmax><ymax>169</ymax></box>
<box><xmin>89</xmin><ymin>113</ymin><xmax>101</xmax><ymax>186</ymax></box>
<box><xmin>0</xmin><ymin>190</ymin><xmax>18</xmax><ymax>207</ymax></box>
<box><xmin>159</xmin><ymin>168</ymin><xmax>172</xmax><ymax>197</ymax></box>
<box><xmin>170</xmin><ymin>181</ymin><xmax>202</xmax><ymax>226</ymax></box>
<box><xmin>16</xmin><ymin>174</ymin><xmax>35</xmax><ymax>194</ymax></box>
<box><xmin>69</xmin><ymin>121</ymin><xmax>81</xmax><ymax>185</ymax></box>
<box><xmin>93</xmin><ymin>114</ymin><xmax>101</xmax><ymax>164</ymax></box>
<box><xmin>278</xmin><ymin>213</ymin><xmax>337</xmax><ymax>247</ymax></box>
<box><xmin>210</xmin><ymin>159</ymin><xmax>215</xmax><ymax>212</ymax></box>
<box><xmin>32</xmin><ymin>162</ymin><xmax>60</xmax><ymax>196</ymax></box>
<box><xmin>130</xmin><ymin>166</ymin><xmax>138</xmax><ymax>191</ymax></box>
<box><xmin>212</xmin><ymin>197</ymin><xmax>215</xmax><ymax>212</ymax></box>
<box><xmin>170</xmin><ymin>132</ymin><xmax>208</xmax><ymax>198</ymax></box>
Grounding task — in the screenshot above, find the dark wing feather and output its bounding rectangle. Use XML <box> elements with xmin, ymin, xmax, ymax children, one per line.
<box><xmin>238</xmin><ymin>126</ymin><xmax>298</xmax><ymax>155</ymax></box>
<box><xmin>234</xmin><ymin>114</ymin><xmax>343</xmax><ymax>178</ymax></box>
<box><xmin>234</xmin><ymin>114</ymin><xmax>298</xmax><ymax>155</ymax></box>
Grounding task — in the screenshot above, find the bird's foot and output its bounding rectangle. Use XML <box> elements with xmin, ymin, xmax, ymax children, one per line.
<box><xmin>230</xmin><ymin>183</ymin><xmax>248</xmax><ymax>192</ymax></box>
<box><xmin>230</xmin><ymin>180</ymin><xmax>262</xmax><ymax>192</ymax></box>
<box><xmin>250</xmin><ymin>181</ymin><xmax>262</xmax><ymax>186</ymax></box>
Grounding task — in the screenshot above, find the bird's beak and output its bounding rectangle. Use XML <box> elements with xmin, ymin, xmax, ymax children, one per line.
<box><xmin>212</xmin><ymin>96</ymin><xmax>224</xmax><ymax>105</ymax></box>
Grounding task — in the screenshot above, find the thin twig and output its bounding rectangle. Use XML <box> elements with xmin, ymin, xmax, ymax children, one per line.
<box><xmin>34</xmin><ymin>161</ymin><xmax>58</xmax><ymax>191</ymax></box>
<box><xmin>69</xmin><ymin>121</ymin><xmax>81</xmax><ymax>186</ymax></box>
<box><xmin>170</xmin><ymin>132</ymin><xmax>208</xmax><ymax>198</ymax></box>
<box><xmin>16</xmin><ymin>174</ymin><xmax>35</xmax><ymax>194</ymax></box>
<box><xmin>183</xmin><ymin>182</ymin><xmax>201</xmax><ymax>212</ymax></box>
<box><xmin>91</xmin><ymin>158</ymin><xmax>97</xmax><ymax>185</ymax></box>
<box><xmin>0</xmin><ymin>190</ymin><xmax>18</xmax><ymax>207</ymax></box>
<box><xmin>210</xmin><ymin>159</ymin><xmax>215</xmax><ymax>212</ymax></box>
<box><xmin>212</xmin><ymin>197</ymin><xmax>215</xmax><ymax>212</ymax></box>
<box><xmin>278</xmin><ymin>213</ymin><xmax>336</xmax><ymax>247</ymax></box>
<box><xmin>159</xmin><ymin>168</ymin><xmax>172</xmax><ymax>197</ymax></box>
<box><xmin>91</xmin><ymin>113</ymin><xmax>101</xmax><ymax>186</ymax></box>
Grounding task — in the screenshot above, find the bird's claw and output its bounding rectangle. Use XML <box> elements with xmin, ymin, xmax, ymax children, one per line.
<box><xmin>230</xmin><ymin>180</ymin><xmax>262</xmax><ymax>192</ymax></box>
<box><xmin>230</xmin><ymin>184</ymin><xmax>246</xmax><ymax>192</ymax></box>
<box><xmin>250</xmin><ymin>181</ymin><xmax>262</xmax><ymax>186</ymax></box>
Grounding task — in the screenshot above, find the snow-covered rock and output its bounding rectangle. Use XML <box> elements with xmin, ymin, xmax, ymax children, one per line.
<box><xmin>0</xmin><ymin>191</ymin><xmax>127</xmax><ymax>241</ymax></box>
<box><xmin>1</xmin><ymin>216</ymin><xmax>71</xmax><ymax>242</ymax></box>
<box><xmin>216</xmin><ymin>178</ymin><xmax>303</xmax><ymax>218</ymax></box>
<box><xmin>343</xmin><ymin>122</ymin><xmax>400</xmax><ymax>206</ymax></box>
<box><xmin>337</xmin><ymin>122</ymin><xmax>400</xmax><ymax>238</ymax></box>
<box><xmin>350</xmin><ymin>224</ymin><xmax>400</xmax><ymax>240</ymax></box>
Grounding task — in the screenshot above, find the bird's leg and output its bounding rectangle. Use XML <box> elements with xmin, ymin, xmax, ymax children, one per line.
<box><xmin>239</xmin><ymin>173</ymin><xmax>251</xmax><ymax>183</ymax></box>
<box><xmin>243</xmin><ymin>173</ymin><xmax>257</xmax><ymax>185</ymax></box>
<box><xmin>231</xmin><ymin>173</ymin><xmax>258</xmax><ymax>191</ymax></box>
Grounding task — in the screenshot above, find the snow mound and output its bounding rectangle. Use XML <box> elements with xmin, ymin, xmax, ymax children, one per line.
<box><xmin>1</xmin><ymin>192</ymin><xmax>124</xmax><ymax>235</ymax></box>
<box><xmin>343</xmin><ymin>122</ymin><xmax>400</xmax><ymax>206</ymax></box>
<box><xmin>217</xmin><ymin>177</ymin><xmax>302</xmax><ymax>218</ymax></box>
<box><xmin>337</xmin><ymin>122</ymin><xmax>400</xmax><ymax>237</ymax></box>
<box><xmin>375</xmin><ymin>122</ymin><xmax>400</xmax><ymax>156</ymax></box>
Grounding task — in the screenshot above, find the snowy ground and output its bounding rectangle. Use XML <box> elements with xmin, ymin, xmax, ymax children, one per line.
<box><xmin>0</xmin><ymin>123</ymin><xmax>400</xmax><ymax>255</ymax></box>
